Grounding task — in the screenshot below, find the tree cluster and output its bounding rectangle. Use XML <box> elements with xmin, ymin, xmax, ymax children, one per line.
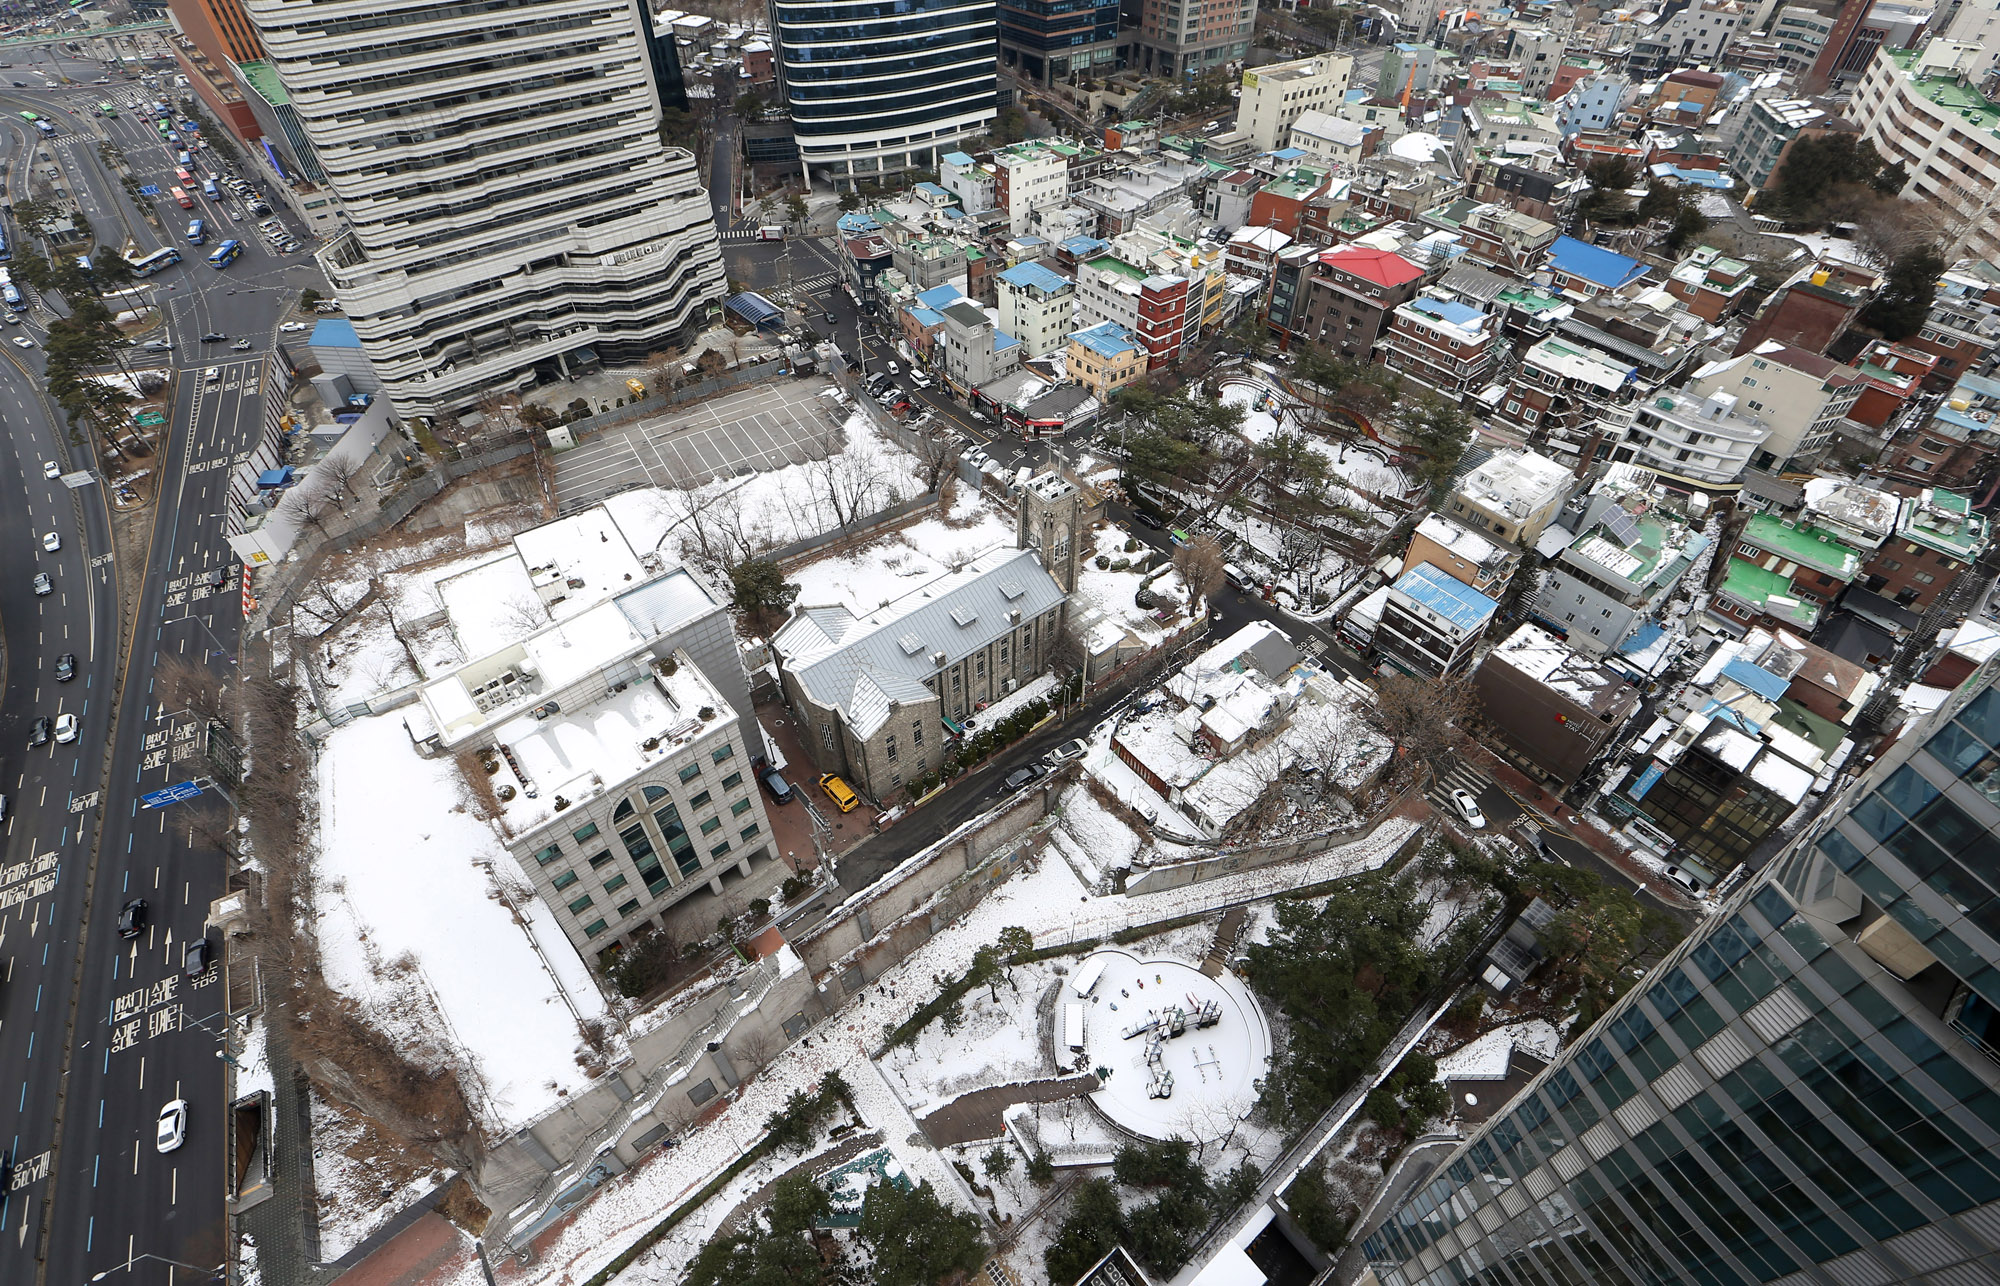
<box><xmin>1860</xmin><ymin>245</ymin><xmax>1947</xmax><ymax>341</ymax></box>
<box><xmin>1636</xmin><ymin>183</ymin><xmax>1711</xmax><ymax>255</ymax></box>
<box><xmin>764</xmin><ymin>1071</ymin><xmax>852</xmax><ymax>1154</ymax></box>
<box><xmin>1759</xmin><ymin>133</ymin><xmax>1903</xmax><ymax>229</ymax></box>
<box><xmin>1047</xmin><ymin>1139</ymin><xmax>1260</xmax><ymax>1282</ymax></box>
<box><xmin>1116</xmin><ymin>385</ymin><xmax>1248</xmax><ymax>497</ymax></box>
<box><xmin>685</xmin><ymin>1169</ymin><xmax>983</xmax><ymax>1286</ymax></box>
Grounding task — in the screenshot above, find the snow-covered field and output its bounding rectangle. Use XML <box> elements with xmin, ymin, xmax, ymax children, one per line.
<box><xmin>315</xmin><ymin>715</ymin><xmax>615</xmax><ymax>1133</ymax></box>
<box><xmin>312</xmin><ymin>1090</ymin><xmax>452</xmax><ymax>1261</ymax></box>
<box><xmin>1073</xmin><ymin>523</ymin><xmax>1194</xmax><ymax>653</ymax></box>
<box><xmin>882</xmin><ymin>962</ymin><xmax>1064</xmax><ymax>1114</ymax></box>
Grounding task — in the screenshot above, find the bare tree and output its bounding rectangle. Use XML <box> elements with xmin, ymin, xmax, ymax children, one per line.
<box><xmin>913</xmin><ymin>427</ymin><xmax>962</xmax><ymax>493</ymax></box>
<box><xmin>1363</xmin><ymin>672</ymin><xmax>1476</xmax><ymax>790</ymax></box>
<box><xmin>156</xmin><ymin>653</ymin><xmax>229</xmax><ymax>723</ymax></box>
<box><xmin>646</xmin><ymin>349</ymin><xmax>685</xmax><ymax>395</ymax></box>
<box><xmin>321</xmin><ymin>453</ymin><xmax>361</xmax><ymax>507</ymax></box>
<box><xmin>1172</xmin><ymin>532</ymin><xmax>1227</xmax><ymax>608</ymax></box>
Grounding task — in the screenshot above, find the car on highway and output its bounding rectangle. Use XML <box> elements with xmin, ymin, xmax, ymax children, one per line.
<box><xmin>42</xmin><ymin>530</ymin><xmax>59</xmax><ymax>552</ymax></box>
<box><xmin>42</xmin><ymin>459</ymin><xmax>59</xmax><ymax>479</ymax></box>
<box><xmin>32</xmin><ymin>572</ymin><xmax>51</xmax><ymax>596</ymax></box>
<box><xmin>1046</xmin><ymin>738</ymin><xmax>1088</xmax><ymax>764</ymax></box>
<box><xmin>1450</xmin><ymin>788</ymin><xmax>1487</xmax><ymax>829</ymax></box>
<box><xmin>155</xmin><ymin>1099</ymin><xmax>187</xmax><ymax>1153</ymax></box>
<box><xmin>54</xmin><ymin>652</ymin><xmax>74</xmax><ymax>682</ymax></box>
<box><xmin>11</xmin><ymin>335</ymin><xmax>32</xmax><ymax>349</ymax></box>
<box><xmin>183</xmin><ymin>936</ymin><xmax>213</xmax><ymax>977</ymax></box>
<box><xmin>201</xmin><ymin>331</ymin><xmax>226</xmax><ymax>342</ymax></box>
<box><xmin>29</xmin><ymin>717</ymin><xmax>51</xmax><ymax>747</ymax></box>
<box><xmin>54</xmin><ymin>712</ymin><xmax>77</xmax><ymax>743</ymax></box>
<box><xmin>118</xmin><ymin>898</ymin><xmax>148</xmax><ymax>937</ymax></box>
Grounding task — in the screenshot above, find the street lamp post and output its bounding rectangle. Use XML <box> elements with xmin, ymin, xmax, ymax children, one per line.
<box><xmin>90</xmin><ymin>1252</ymin><xmax>225</xmax><ymax>1282</ymax></box>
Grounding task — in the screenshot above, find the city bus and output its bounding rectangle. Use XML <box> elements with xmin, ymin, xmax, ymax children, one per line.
<box><xmin>0</xmin><ymin>228</ymin><xmax>12</xmax><ymax>264</ymax></box>
<box><xmin>17</xmin><ymin>111</ymin><xmax>37</xmax><ymax>123</ymax></box>
<box><xmin>130</xmin><ymin>246</ymin><xmax>180</xmax><ymax>277</ymax></box>
<box><xmin>155</xmin><ymin>119</ymin><xmax>168</xmax><ymax>137</ymax></box>
<box><xmin>0</xmin><ymin>269</ymin><xmax>22</xmax><ymax>314</ymax></box>
<box><xmin>201</xmin><ymin>178</ymin><xmax>218</xmax><ymax>198</ymax></box>
<box><xmin>186</xmin><ymin>218</ymin><xmax>204</xmax><ymax>245</ymax></box>
<box><xmin>174</xmin><ymin>166</ymin><xmax>192</xmax><ymax>186</ymax></box>
<box><xmin>207</xmin><ymin>239</ymin><xmax>242</xmax><ymax>268</ymax></box>
<box><xmin>96</xmin><ymin>101</ymin><xmax>115</xmax><ymax>117</ymax></box>
<box><xmin>171</xmin><ymin>186</ymin><xmax>192</xmax><ymax>209</ymax></box>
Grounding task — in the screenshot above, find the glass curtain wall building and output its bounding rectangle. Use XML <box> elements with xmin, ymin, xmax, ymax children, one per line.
<box><xmin>772</xmin><ymin>0</ymin><xmax>998</xmax><ymax>191</ymax></box>
<box><xmin>242</xmin><ymin>0</ymin><xmax>725</xmax><ymax>420</ymax></box>
<box><xmin>1360</xmin><ymin>662</ymin><xmax>2000</xmax><ymax>1285</ymax></box>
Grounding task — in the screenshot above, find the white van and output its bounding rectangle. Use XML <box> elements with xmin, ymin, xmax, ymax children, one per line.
<box><xmin>757</xmin><ymin>225</ymin><xmax>784</xmax><ymax>241</ymax></box>
<box><xmin>1223</xmin><ymin>563</ymin><xmax>1247</xmax><ymax>589</ymax></box>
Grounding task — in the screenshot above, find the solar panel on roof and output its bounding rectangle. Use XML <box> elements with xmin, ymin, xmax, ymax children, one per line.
<box><xmin>1602</xmin><ymin>507</ymin><xmax>1643</xmax><ymax>548</ymax></box>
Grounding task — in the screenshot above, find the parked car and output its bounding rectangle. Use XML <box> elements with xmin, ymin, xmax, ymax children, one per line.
<box><xmin>1045</xmin><ymin>739</ymin><xmax>1088</xmax><ymax>764</ymax></box>
<box><xmin>818</xmin><ymin>773</ymin><xmax>859</xmax><ymax>813</ymax></box>
<box><xmin>1450</xmin><ymin>788</ymin><xmax>1487</xmax><ymax>830</ymax></box>
<box><xmin>760</xmin><ymin>769</ymin><xmax>794</xmax><ymax>804</ymax></box>
<box><xmin>1664</xmin><ymin>865</ymin><xmax>1707</xmax><ymax>897</ymax></box>
<box><xmin>117</xmin><ymin>898</ymin><xmax>147</xmax><ymax>937</ymax></box>
<box><xmin>155</xmin><ymin>1099</ymin><xmax>187</xmax><ymax>1153</ymax></box>
<box><xmin>1002</xmin><ymin>764</ymin><xmax>1045</xmax><ymax>792</ymax></box>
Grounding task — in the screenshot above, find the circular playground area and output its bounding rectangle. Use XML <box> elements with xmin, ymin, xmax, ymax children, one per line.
<box><xmin>1053</xmin><ymin>948</ymin><xmax>1271</xmax><ymax>1140</ymax></box>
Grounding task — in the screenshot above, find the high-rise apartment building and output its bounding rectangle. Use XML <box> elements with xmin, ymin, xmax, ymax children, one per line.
<box><xmin>772</xmin><ymin>0</ymin><xmax>998</xmax><ymax>192</ymax></box>
<box><xmin>997</xmin><ymin>0</ymin><xmax>1119</xmax><ymax>84</ymax></box>
<box><xmin>242</xmin><ymin>0</ymin><xmax>725</xmax><ymax>419</ymax></box>
<box><xmin>1130</xmin><ymin>0</ymin><xmax>1254</xmax><ymax>79</ymax></box>
<box><xmin>1360</xmin><ymin>661</ymin><xmax>2000</xmax><ymax>1286</ymax></box>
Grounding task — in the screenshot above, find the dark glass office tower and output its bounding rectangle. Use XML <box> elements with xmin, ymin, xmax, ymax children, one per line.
<box><xmin>1359</xmin><ymin>662</ymin><xmax>2000</xmax><ymax>1285</ymax></box>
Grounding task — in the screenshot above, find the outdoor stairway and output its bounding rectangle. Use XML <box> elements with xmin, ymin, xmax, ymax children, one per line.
<box><xmin>1200</xmin><ymin>906</ymin><xmax>1248</xmax><ymax>978</ymax></box>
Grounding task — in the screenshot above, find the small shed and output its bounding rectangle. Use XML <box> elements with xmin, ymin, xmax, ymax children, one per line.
<box><xmin>1063</xmin><ymin>1001</ymin><xmax>1085</xmax><ymax>1051</ymax></box>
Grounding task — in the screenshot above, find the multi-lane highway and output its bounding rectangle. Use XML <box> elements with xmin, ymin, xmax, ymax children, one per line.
<box><xmin>0</xmin><ymin>66</ymin><xmax>320</xmax><ymax>1286</ymax></box>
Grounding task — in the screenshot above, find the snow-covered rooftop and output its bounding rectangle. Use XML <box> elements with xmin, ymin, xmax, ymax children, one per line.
<box><xmin>1485</xmin><ymin>624</ymin><xmax>1640</xmax><ymax>717</ymax></box>
<box><xmin>1414</xmin><ymin>513</ymin><xmax>1509</xmax><ymax>572</ymax></box>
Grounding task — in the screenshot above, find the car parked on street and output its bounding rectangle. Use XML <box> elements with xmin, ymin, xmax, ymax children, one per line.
<box><xmin>1045</xmin><ymin>739</ymin><xmax>1087</xmax><ymax>764</ymax></box>
<box><xmin>1664</xmin><ymin>865</ymin><xmax>1706</xmax><ymax>897</ymax></box>
<box><xmin>1002</xmin><ymin>764</ymin><xmax>1045</xmax><ymax>792</ymax></box>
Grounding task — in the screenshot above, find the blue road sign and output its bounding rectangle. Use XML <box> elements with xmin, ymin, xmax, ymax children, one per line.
<box><xmin>138</xmin><ymin>184</ymin><xmax>160</xmax><ymax>196</ymax></box>
<box><xmin>140</xmin><ymin>780</ymin><xmax>205</xmax><ymax>809</ymax></box>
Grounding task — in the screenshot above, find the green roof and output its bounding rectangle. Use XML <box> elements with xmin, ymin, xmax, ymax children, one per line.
<box><xmin>1087</xmin><ymin>254</ymin><xmax>1147</xmax><ymax>281</ymax></box>
<box><xmin>235</xmin><ymin>59</ymin><xmax>289</xmax><ymax>107</ymax></box>
<box><xmin>1741</xmin><ymin>513</ymin><xmax>1860</xmax><ymax>579</ymax></box>
<box><xmin>1771</xmin><ymin>700</ymin><xmax>1847</xmax><ymax>755</ymax></box>
<box><xmin>1886</xmin><ymin>48</ymin><xmax>2000</xmax><ymax>136</ymax></box>
<box><xmin>1900</xmin><ymin>489</ymin><xmax>1989</xmax><ymax>559</ymax></box>
<box><xmin>1497</xmin><ymin>284</ymin><xmax>1568</xmax><ymax>314</ymax></box>
<box><xmin>1718</xmin><ymin>560</ymin><xmax>1820</xmax><ymax>629</ymax></box>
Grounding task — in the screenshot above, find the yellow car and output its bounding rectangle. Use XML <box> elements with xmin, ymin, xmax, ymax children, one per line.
<box><xmin>818</xmin><ymin>774</ymin><xmax>859</xmax><ymax>812</ymax></box>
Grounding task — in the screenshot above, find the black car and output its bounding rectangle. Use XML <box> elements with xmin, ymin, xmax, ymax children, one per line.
<box><xmin>117</xmin><ymin>898</ymin><xmax>148</xmax><ymax>938</ymax></box>
<box><xmin>760</xmin><ymin>769</ymin><xmax>795</xmax><ymax>804</ymax></box>
<box><xmin>183</xmin><ymin>936</ymin><xmax>213</xmax><ymax>977</ymax></box>
<box><xmin>28</xmin><ymin>717</ymin><xmax>51</xmax><ymax>747</ymax></box>
<box><xmin>1136</xmin><ymin>510</ymin><xmax>1165</xmax><ymax>530</ymax></box>
<box><xmin>200</xmin><ymin>332</ymin><xmax>226</xmax><ymax>342</ymax></box>
<box><xmin>54</xmin><ymin>652</ymin><xmax>74</xmax><ymax>682</ymax></box>
<box><xmin>1002</xmin><ymin>764</ymin><xmax>1045</xmax><ymax>792</ymax></box>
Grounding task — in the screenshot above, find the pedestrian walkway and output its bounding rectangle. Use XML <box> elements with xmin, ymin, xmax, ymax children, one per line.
<box><xmin>917</xmin><ymin>1074</ymin><xmax>1099</xmax><ymax>1147</ymax></box>
<box><xmin>1200</xmin><ymin>906</ymin><xmax>1247</xmax><ymax>978</ymax></box>
<box><xmin>1425</xmin><ymin>758</ymin><xmax>1492</xmax><ymax>822</ymax></box>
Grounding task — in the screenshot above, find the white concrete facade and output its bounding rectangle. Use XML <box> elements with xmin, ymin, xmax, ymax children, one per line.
<box><xmin>246</xmin><ymin>0</ymin><xmax>726</xmax><ymax>420</ymax></box>
<box><xmin>1237</xmin><ymin>53</ymin><xmax>1356</xmax><ymax>152</ymax></box>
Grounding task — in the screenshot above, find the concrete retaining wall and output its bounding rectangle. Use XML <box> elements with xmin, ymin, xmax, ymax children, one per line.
<box><xmin>1123</xmin><ymin>789</ymin><xmax>1415</xmax><ymax>896</ymax></box>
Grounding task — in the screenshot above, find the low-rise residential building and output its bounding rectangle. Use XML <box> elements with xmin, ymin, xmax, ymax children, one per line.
<box><xmin>991</xmin><ymin>142</ymin><xmax>1072</xmax><ymax>237</ymax></box>
<box><xmin>1843</xmin><ymin>341</ymin><xmax>1937</xmax><ymax>441</ymax></box>
<box><xmin>1066</xmin><ymin>321</ymin><xmax>1147</xmax><ymax>400</ymax></box>
<box><xmin>1662</xmin><ymin>244</ymin><xmax>1757</xmax><ymax>321</ymax></box>
<box><xmin>1614</xmin><ymin>390</ymin><xmax>1773</xmax><ymax>490</ymax></box>
<box><xmin>1709</xmin><ymin>511</ymin><xmax>1862</xmax><ymax>636</ymax></box>
<box><xmin>1377</xmin><ymin>563</ymin><xmax>1499</xmax><ymax>678</ymax></box>
<box><xmin>1726</xmin><ymin>96</ymin><xmax>1830</xmax><ymax>192</ymax></box>
<box><xmin>994</xmin><ymin>261</ymin><xmax>1076</xmax><ymax>360</ymax></box>
<box><xmin>1447</xmin><ymin>448</ymin><xmax>1576</xmax><ymax>549</ymax></box>
<box><xmin>1686</xmin><ymin>342</ymin><xmax>1860</xmax><ymax>472</ymax></box>
<box><xmin>1447</xmin><ymin>202</ymin><xmax>1561</xmax><ymax>276</ymax></box>
<box><xmin>1733</xmin><ymin>259</ymin><xmax>1875</xmax><ymax>357</ymax></box>
<box><xmin>1862</xmin><ymin>489</ymin><xmax>1991</xmax><ymax>611</ymax></box>
<box><xmin>1238</xmin><ymin>53</ymin><xmax>1357</xmax><ymax>150</ymax></box>
<box><xmin>1297</xmin><ymin>245</ymin><xmax>1429</xmax><ymax>359</ymax></box>
<box><xmin>773</xmin><ymin>547</ymin><xmax>1067</xmax><ymax>802</ymax></box>
<box><xmin>939</xmin><ymin>151</ymin><xmax>995</xmax><ymax>213</ymax></box>
<box><xmin>1379</xmin><ymin>294</ymin><xmax>1498</xmax><ymax>398</ymax></box>
<box><xmin>1542</xmin><ymin>235</ymin><xmax>1648</xmax><ymax>300</ymax></box>
<box><xmin>1627</xmin><ymin>704</ymin><xmax>1814</xmax><ymax>877</ymax></box>
<box><xmin>1402</xmin><ymin>513</ymin><xmax>1517</xmax><ymax>597</ymax></box>
<box><xmin>1287</xmin><ymin>111</ymin><xmax>1369</xmax><ymax>167</ymax></box>
<box><xmin>1882</xmin><ymin>371</ymin><xmax>2000</xmax><ymax>488</ymax></box>
<box><xmin>1475</xmin><ymin>623</ymin><xmax>1642</xmax><ymax>786</ymax></box>
<box><xmin>939</xmin><ymin>298</ymin><xmax>1022</xmax><ymax>395</ymax></box>
<box><xmin>1489</xmin><ymin>336</ymin><xmax>1639</xmax><ymax>467</ymax></box>
<box><xmin>1247</xmin><ymin>165</ymin><xmax>1335</xmax><ymax>238</ymax></box>
<box><xmin>1073</xmin><ymin>254</ymin><xmax>1191</xmax><ymax>367</ymax></box>
<box><xmin>1534</xmin><ymin>475</ymin><xmax>1711</xmax><ymax>656</ymax></box>
<box><xmin>1899</xmin><ymin>261</ymin><xmax>2000</xmax><ymax>389</ymax></box>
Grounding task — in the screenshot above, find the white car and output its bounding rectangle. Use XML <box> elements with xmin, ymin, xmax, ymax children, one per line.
<box><xmin>53</xmin><ymin>712</ymin><xmax>77</xmax><ymax>743</ymax></box>
<box><xmin>42</xmin><ymin>531</ymin><xmax>59</xmax><ymax>552</ymax></box>
<box><xmin>278</xmin><ymin>321</ymin><xmax>309</xmax><ymax>332</ymax></box>
<box><xmin>42</xmin><ymin>460</ymin><xmax>59</xmax><ymax>479</ymax></box>
<box><xmin>155</xmin><ymin>1099</ymin><xmax>187</xmax><ymax>1152</ymax></box>
<box><xmin>11</xmin><ymin>336</ymin><xmax>32</xmax><ymax>349</ymax></box>
<box><xmin>886</xmin><ymin>360</ymin><xmax>900</xmax><ymax>376</ymax></box>
<box><xmin>1664</xmin><ymin>864</ymin><xmax>1707</xmax><ymax>897</ymax></box>
<box><xmin>1450</xmin><ymin>788</ymin><xmax>1487</xmax><ymax>830</ymax></box>
<box><xmin>1045</xmin><ymin>738</ymin><xmax>1088</xmax><ymax>764</ymax></box>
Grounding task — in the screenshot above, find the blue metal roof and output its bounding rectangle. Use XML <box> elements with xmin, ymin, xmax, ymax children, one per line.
<box><xmin>995</xmin><ymin>330</ymin><xmax>1020</xmax><ymax>352</ymax></box>
<box><xmin>1061</xmin><ymin>235</ymin><xmax>1110</xmax><ymax>255</ymax></box>
<box><xmin>1412</xmin><ymin>295</ymin><xmax>1486</xmax><ymax>328</ymax></box>
<box><xmin>915</xmin><ymin>181</ymin><xmax>951</xmax><ymax>199</ymax></box>
<box><xmin>997</xmin><ymin>261</ymin><xmax>1071</xmax><ymax>293</ymax></box>
<box><xmin>942</xmin><ymin>151</ymin><xmax>976</xmax><ymax>166</ymax></box>
<box><xmin>1617</xmin><ymin>621</ymin><xmax>1665</xmax><ymax>655</ymax></box>
<box><xmin>909</xmin><ymin>306</ymin><xmax>945</xmax><ymax>328</ymax></box>
<box><xmin>1392</xmin><ymin>564</ymin><xmax>1498</xmax><ymax>631</ymax></box>
<box><xmin>1547</xmin><ymin>236</ymin><xmax>1647</xmax><ymax>289</ymax></box>
<box><xmin>1071</xmin><ymin>321</ymin><xmax>1141</xmax><ymax>358</ymax></box>
<box><xmin>310</xmin><ymin>318</ymin><xmax>360</xmax><ymax>348</ymax></box>
<box><xmin>724</xmin><ymin>292</ymin><xmax>784</xmax><ymax>327</ymax></box>
<box><xmin>1720</xmin><ymin>657</ymin><xmax>1791</xmax><ymax>703</ymax></box>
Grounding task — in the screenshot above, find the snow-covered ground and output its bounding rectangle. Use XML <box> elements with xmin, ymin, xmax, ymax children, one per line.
<box><xmin>882</xmin><ymin>961</ymin><xmax>1064</xmax><ymax>1115</ymax></box>
<box><xmin>784</xmin><ymin>488</ymin><xmax>1016</xmax><ymax>618</ymax></box>
<box><xmin>1431</xmin><ymin>1019</ymin><xmax>1561</xmax><ymax>1083</ymax></box>
<box><xmin>315</xmin><ymin>714</ymin><xmax>615</xmax><ymax>1133</ymax></box>
<box><xmin>312</xmin><ymin>1090</ymin><xmax>452</xmax><ymax>1261</ymax></box>
<box><xmin>1073</xmin><ymin>524</ymin><xmax>1194</xmax><ymax>653</ymax></box>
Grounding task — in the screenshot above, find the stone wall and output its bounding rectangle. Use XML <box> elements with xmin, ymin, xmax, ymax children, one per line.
<box><xmin>1123</xmin><ymin>789</ymin><xmax>1418</xmax><ymax>895</ymax></box>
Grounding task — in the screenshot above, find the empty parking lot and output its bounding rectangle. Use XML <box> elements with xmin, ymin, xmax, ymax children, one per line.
<box><xmin>555</xmin><ymin>378</ymin><xmax>849</xmax><ymax>510</ymax></box>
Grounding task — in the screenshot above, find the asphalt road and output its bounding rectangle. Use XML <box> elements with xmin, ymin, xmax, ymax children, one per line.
<box><xmin>0</xmin><ymin>74</ymin><xmax>317</xmax><ymax>1286</ymax></box>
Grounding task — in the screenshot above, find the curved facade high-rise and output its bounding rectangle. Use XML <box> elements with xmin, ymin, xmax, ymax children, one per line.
<box><xmin>1359</xmin><ymin>660</ymin><xmax>2000</xmax><ymax>1286</ymax></box>
<box><xmin>242</xmin><ymin>0</ymin><xmax>725</xmax><ymax>420</ymax></box>
<box><xmin>771</xmin><ymin>0</ymin><xmax>998</xmax><ymax>192</ymax></box>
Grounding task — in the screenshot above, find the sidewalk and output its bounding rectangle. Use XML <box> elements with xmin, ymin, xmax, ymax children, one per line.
<box><xmin>1460</xmin><ymin>739</ymin><xmax>1676</xmax><ymax>896</ymax></box>
<box><xmin>917</xmin><ymin>1074</ymin><xmax>1099</xmax><ymax>1147</ymax></box>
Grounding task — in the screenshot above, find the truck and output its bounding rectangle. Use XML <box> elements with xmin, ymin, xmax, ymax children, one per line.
<box><xmin>757</xmin><ymin>225</ymin><xmax>784</xmax><ymax>241</ymax></box>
